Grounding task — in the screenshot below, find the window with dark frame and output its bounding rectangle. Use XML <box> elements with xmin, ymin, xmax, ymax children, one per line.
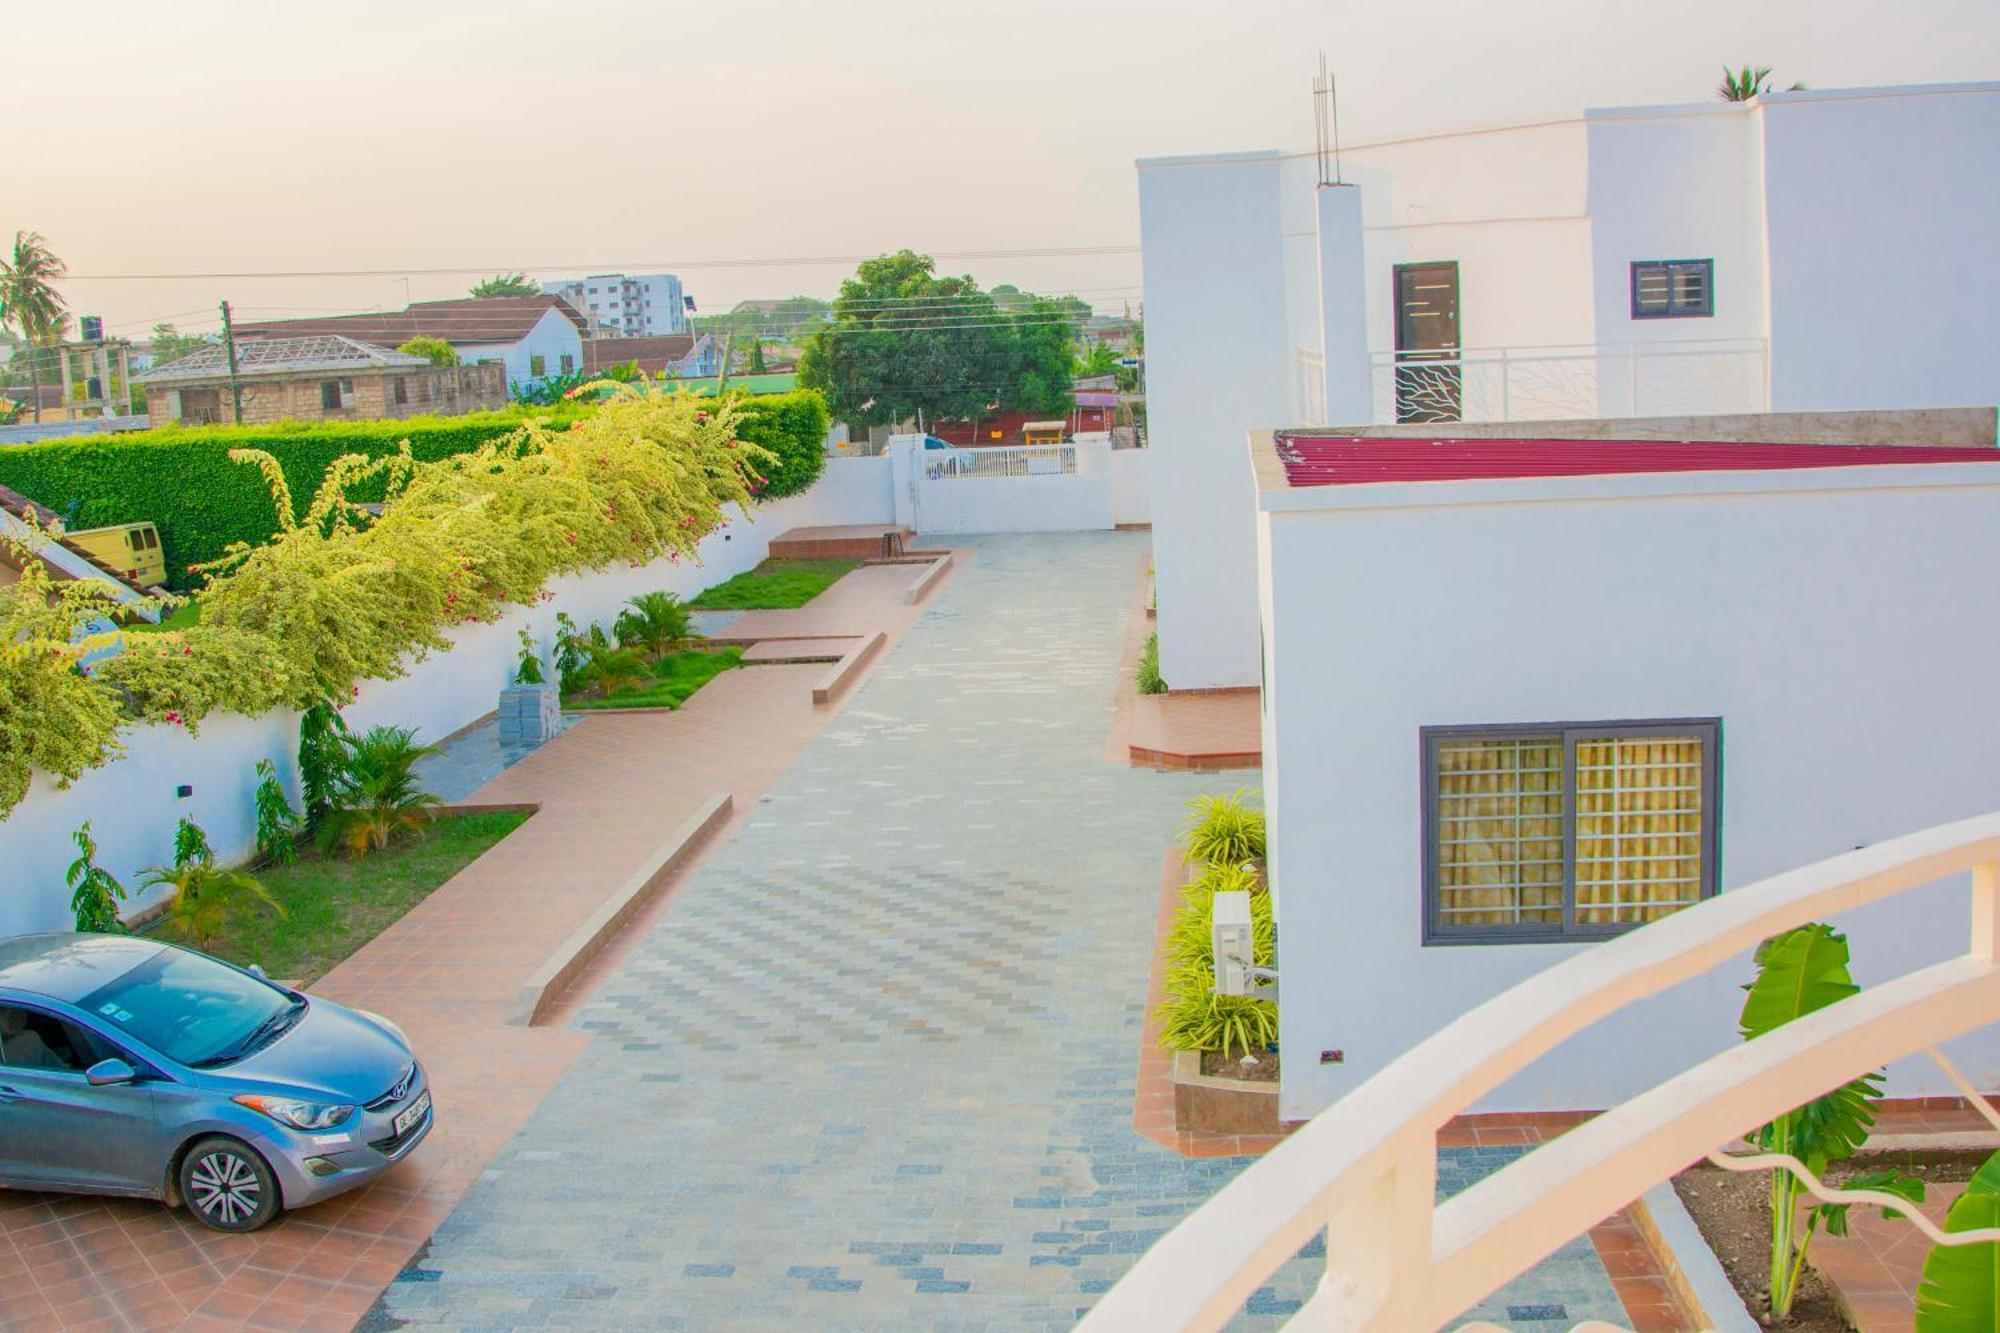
<box><xmin>1631</xmin><ymin>260</ymin><xmax>1713</xmax><ymax>319</ymax></box>
<box><xmin>529</xmin><ymin>354</ymin><xmax>547</xmax><ymax>377</ymax></box>
<box><xmin>1422</xmin><ymin>719</ymin><xmax>1719</xmax><ymax>944</ymax></box>
<box><xmin>320</xmin><ymin>380</ymin><xmax>343</xmax><ymax>410</ymax></box>
<box><xmin>393</xmin><ymin>378</ymin><xmax>409</xmax><ymax>405</ymax></box>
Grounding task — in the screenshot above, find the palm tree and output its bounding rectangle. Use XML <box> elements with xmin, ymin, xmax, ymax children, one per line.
<box><xmin>0</xmin><ymin>232</ymin><xmax>71</xmax><ymax>424</ymax></box>
<box><xmin>577</xmin><ymin>640</ymin><xmax>651</xmax><ymax>698</ymax></box>
<box><xmin>613</xmin><ymin>591</ymin><xmax>695</xmax><ymax>659</ymax></box>
<box><xmin>1718</xmin><ymin>66</ymin><xmax>1804</xmax><ymax>102</ymax></box>
<box><xmin>318</xmin><ymin>725</ymin><xmax>442</xmax><ymax>856</ymax></box>
<box><xmin>469</xmin><ymin>272</ymin><xmax>539</xmax><ymax>299</ymax></box>
<box><xmin>141</xmin><ymin>862</ymin><xmax>283</xmax><ymax>952</ymax></box>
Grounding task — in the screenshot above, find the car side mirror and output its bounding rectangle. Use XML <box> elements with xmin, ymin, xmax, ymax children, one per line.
<box><xmin>85</xmin><ymin>1058</ymin><xmax>137</xmax><ymax>1087</ymax></box>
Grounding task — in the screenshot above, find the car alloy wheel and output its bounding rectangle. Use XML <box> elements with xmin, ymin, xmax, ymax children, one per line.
<box><xmin>180</xmin><ymin>1136</ymin><xmax>279</xmax><ymax>1232</ymax></box>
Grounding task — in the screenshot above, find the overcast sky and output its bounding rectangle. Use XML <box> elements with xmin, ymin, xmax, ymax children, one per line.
<box><xmin>12</xmin><ymin>0</ymin><xmax>1997</xmax><ymax>338</ymax></box>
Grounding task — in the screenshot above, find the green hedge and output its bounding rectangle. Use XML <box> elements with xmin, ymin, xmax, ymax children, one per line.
<box><xmin>0</xmin><ymin>409</ymin><xmax>583</xmax><ymax>589</ymax></box>
<box><xmin>728</xmin><ymin>390</ymin><xmax>829</xmax><ymax>499</ymax></box>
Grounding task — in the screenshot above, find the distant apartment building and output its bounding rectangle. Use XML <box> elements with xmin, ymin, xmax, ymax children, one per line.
<box><xmin>541</xmin><ymin>274</ymin><xmax>688</xmax><ymax>338</ymax></box>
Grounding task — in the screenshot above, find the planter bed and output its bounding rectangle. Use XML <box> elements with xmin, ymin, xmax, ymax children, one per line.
<box><xmin>563</xmin><ymin>646</ymin><xmax>743</xmax><ymax>711</ymax></box>
<box><xmin>687</xmin><ymin>558</ymin><xmax>858</xmax><ymax>610</ymax></box>
<box><xmin>1173</xmin><ymin>1048</ymin><xmax>1283</xmax><ymax>1135</ymax></box>
<box><xmin>190</xmin><ymin>809</ymin><xmax>530</xmax><ymax>987</ymax></box>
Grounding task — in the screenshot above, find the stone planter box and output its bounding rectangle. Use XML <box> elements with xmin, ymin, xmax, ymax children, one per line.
<box><xmin>498</xmin><ymin>682</ymin><xmax>561</xmax><ymax>749</ymax></box>
<box><xmin>1171</xmin><ymin>1050</ymin><xmax>1281</xmax><ymax>1136</ymax></box>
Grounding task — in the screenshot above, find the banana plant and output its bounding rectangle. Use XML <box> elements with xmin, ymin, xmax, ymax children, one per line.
<box><xmin>1916</xmin><ymin>1150</ymin><xmax>2000</xmax><ymax>1330</ymax></box>
<box><xmin>1740</xmin><ymin>924</ymin><xmax>1924</xmax><ymax>1320</ymax></box>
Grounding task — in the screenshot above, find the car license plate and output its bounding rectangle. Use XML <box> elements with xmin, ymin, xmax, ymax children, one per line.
<box><xmin>393</xmin><ymin>1090</ymin><xmax>430</xmax><ymax>1138</ymax></box>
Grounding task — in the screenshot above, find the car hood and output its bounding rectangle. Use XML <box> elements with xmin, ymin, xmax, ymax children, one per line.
<box><xmin>218</xmin><ymin>998</ymin><xmax>412</xmax><ymax>1105</ymax></box>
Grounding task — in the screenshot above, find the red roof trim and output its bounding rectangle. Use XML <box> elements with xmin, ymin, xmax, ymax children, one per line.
<box><xmin>1273</xmin><ymin>434</ymin><xmax>2000</xmax><ymax>487</ymax></box>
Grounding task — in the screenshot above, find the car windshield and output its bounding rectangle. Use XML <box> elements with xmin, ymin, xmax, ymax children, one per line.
<box><xmin>76</xmin><ymin>948</ymin><xmax>300</xmax><ymax>1068</ymax></box>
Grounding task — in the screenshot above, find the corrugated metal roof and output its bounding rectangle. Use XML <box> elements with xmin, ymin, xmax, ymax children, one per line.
<box><xmin>1273</xmin><ymin>433</ymin><xmax>2000</xmax><ymax>487</ymax></box>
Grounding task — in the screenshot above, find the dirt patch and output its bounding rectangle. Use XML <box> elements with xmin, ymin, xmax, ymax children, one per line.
<box><xmin>1200</xmin><ymin>1048</ymin><xmax>1280</xmax><ymax>1083</ymax></box>
<box><xmin>1673</xmin><ymin>1151</ymin><xmax>1988</xmax><ymax>1332</ymax></box>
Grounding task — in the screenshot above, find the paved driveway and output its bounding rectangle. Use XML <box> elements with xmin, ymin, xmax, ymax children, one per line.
<box><xmin>376</xmin><ymin>532</ymin><xmax>1624</xmax><ymax>1330</ymax></box>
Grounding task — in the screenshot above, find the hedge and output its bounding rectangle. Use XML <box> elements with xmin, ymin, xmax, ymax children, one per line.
<box><xmin>0</xmin><ymin>409</ymin><xmax>585</xmax><ymax>589</ymax></box>
<box><xmin>0</xmin><ymin>391</ymin><xmax>829</xmax><ymax>589</ymax></box>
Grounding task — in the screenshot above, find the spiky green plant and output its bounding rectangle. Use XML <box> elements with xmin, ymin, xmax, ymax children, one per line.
<box><xmin>141</xmin><ymin>861</ymin><xmax>282</xmax><ymax>952</ymax></box>
<box><xmin>65</xmin><ymin>821</ymin><xmax>127</xmax><ymax>933</ymax></box>
<box><xmin>253</xmin><ymin>758</ymin><xmax>301</xmax><ymax>866</ymax></box>
<box><xmin>1743</xmin><ymin>924</ymin><xmax>1922</xmax><ymax>1319</ymax></box>
<box><xmin>575</xmin><ymin>640</ymin><xmax>650</xmax><ymax>698</ymax></box>
<box><xmin>1158</xmin><ymin>861</ymin><xmax>1277</xmax><ymax>1056</ymax></box>
<box><xmin>1136</xmin><ymin>632</ymin><xmax>1167</xmax><ymax>695</ymax></box>
<box><xmin>614</xmin><ymin>590</ymin><xmax>696</xmax><ymax>658</ymax></box>
<box><xmin>317</xmin><ymin>725</ymin><xmax>441</xmax><ymax>857</ymax></box>
<box><xmin>1180</xmin><ymin>789</ymin><xmax>1266</xmax><ymax>867</ymax></box>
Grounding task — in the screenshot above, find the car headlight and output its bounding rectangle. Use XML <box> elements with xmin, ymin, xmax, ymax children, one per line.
<box><xmin>233</xmin><ymin>1094</ymin><xmax>355</xmax><ymax>1131</ymax></box>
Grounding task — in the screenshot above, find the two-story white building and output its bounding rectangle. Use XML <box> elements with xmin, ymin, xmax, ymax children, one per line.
<box><xmin>1138</xmin><ymin>80</ymin><xmax>2000</xmax><ymax>692</ymax></box>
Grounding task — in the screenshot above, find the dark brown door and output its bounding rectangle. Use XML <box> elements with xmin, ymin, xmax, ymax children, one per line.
<box><xmin>1393</xmin><ymin>262</ymin><xmax>1461</xmax><ymax>423</ymax></box>
<box><xmin>178</xmin><ymin>389</ymin><xmax>221</xmax><ymax>425</ymax></box>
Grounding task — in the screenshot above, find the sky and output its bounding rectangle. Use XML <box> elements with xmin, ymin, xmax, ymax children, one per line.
<box><xmin>10</xmin><ymin>0</ymin><xmax>1998</xmax><ymax>340</ymax></box>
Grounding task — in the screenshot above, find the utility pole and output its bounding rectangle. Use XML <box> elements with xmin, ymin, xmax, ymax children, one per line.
<box><xmin>219</xmin><ymin>300</ymin><xmax>244</xmax><ymax>424</ymax></box>
<box><xmin>717</xmin><ymin>332</ymin><xmax>733</xmax><ymax>393</ymax></box>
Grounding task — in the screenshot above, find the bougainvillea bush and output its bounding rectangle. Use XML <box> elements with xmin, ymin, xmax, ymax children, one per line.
<box><xmin>0</xmin><ymin>386</ymin><xmax>775</xmax><ymax>819</ymax></box>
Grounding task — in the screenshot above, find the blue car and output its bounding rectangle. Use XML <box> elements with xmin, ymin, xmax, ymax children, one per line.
<box><xmin>0</xmin><ymin>933</ymin><xmax>432</xmax><ymax>1231</ymax></box>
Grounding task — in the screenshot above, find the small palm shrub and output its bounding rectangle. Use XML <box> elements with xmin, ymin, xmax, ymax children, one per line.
<box><xmin>65</xmin><ymin>822</ymin><xmax>127</xmax><ymax>933</ymax></box>
<box><xmin>1136</xmin><ymin>632</ymin><xmax>1167</xmax><ymax>695</ymax></box>
<box><xmin>142</xmin><ymin>862</ymin><xmax>283</xmax><ymax>952</ymax></box>
<box><xmin>253</xmin><ymin>758</ymin><xmax>301</xmax><ymax>866</ymax></box>
<box><xmin>1181</xmin><ymin>789</ymin><xmax>1266</xmax><ymax>867</ymax></box>
<box><xmin>614</xmin><ymin>591</ymin><xmax>696</xmax><ymax>659</ymax></box>
<box><xmin>575</xmin><ymin>640</ymin><xmax>650</xmax><ymax>698</ymax></box>
<box><xmin>318</xmin><ymin>725</ymin><xmax>442</xmax><ymax>857</ymax></box>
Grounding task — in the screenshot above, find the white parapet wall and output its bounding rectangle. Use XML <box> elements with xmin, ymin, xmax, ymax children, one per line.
<box><xmin>1110</xmin><ymin>447</ymin><xmax>1151</xmax><ymax>526</ymax></box>
<box><xmin>887</xmin><ymin>435</ymin><xmax>1118</xmax><ymax>534</ymax></box>
<box><xmin>0</xmin><ymin>457</ymin><xmax>892</xmax><ymax>935</ymax></box>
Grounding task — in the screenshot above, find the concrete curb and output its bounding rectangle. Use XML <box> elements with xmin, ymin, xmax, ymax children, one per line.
<box><xmin>901</xmin><ymin>553</ymin><xmax>954</xmax><ymax>605</ymax></box>
<box><xmin>812</xmin><ymin>631</ymin><xmax>886</xmax><ymax>705</ymax></box>
<box><xmin>1633</xmin><ymin>1182</ymin><xmax>1759</xmax><ymax>1332</ymax></box>
<box><xmin>508</xmin><ymin>792</ymin><xmax>733</xmax><ymax>1027</ymax></box>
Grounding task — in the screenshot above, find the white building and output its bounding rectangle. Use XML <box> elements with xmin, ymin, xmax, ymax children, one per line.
<box><xmin>234</xmin><ymin>296</ymin><xmax>588</xmax><ymax>391</ymax></box>
<box><xmin>541</xmin><ymin>273</ymin><xmax>688</xmax><ymax>338</ymax></box>
<box><xmin>1138</xmin><ymin>80</ymin><xmax>2000</xmax><ymax>692</ymax></box>
<box><xmin>1251</xmin><ymin>431</ymin><xmax>2000</xmax><ymax>1121</ymax></box>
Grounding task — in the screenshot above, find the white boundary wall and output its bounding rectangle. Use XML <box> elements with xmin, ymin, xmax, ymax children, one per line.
<box><xmin>888</xmin><ymin>436</ymin><xmax>1124</xmax><ymax>534</ymax></box>
<box><xmin>0</xmin><ymin>457</ymin><xmax>891</xmax><ymax>935</ymax></box>
<box><xmin>1256</xmin><ymin>459</ymin><xmax>2000</xmax><ymax>1117</ymax></box>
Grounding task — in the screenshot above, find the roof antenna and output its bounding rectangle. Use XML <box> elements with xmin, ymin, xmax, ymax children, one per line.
<box><xmin>1313</xmin><ymin>52</ymin><xmax>1344</xmax><ymax>186</ymax></box>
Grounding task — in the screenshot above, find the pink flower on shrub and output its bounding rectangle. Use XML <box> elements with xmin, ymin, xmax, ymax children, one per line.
<box><xmin>565</xmin><ymin>532</ymin><xmax>578</xmax><ymax>545</ymax></box>
<box><xmin>164</xmin><ymin>711</ymin><xmax>182</xmax><ymax>726</ymax></box>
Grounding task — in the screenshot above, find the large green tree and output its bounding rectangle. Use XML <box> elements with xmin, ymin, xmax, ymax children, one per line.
<box><xmin>798</xmin><ymin>251</ymin><xmax>1080</xmax><ymax>429</ymax></box>
<box><xmin>149</xmin><ymin>323</ymin><xmax>211</xmax><ymax>369</ymax></box>
<box><xmin>0</xmin><ymin>231</ymin><xmax>70</xmax><ymax>423</ymax></box>
<box><xmin>470</xmin><ymin>272</ymin><xmax>539</xmax><ymax>298</ymax></box>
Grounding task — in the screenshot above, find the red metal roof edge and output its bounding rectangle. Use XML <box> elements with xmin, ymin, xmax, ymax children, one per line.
<box><xmin>1271</xmin><ymin>432</ymin><xmax>2000</xmax><ymax>488</ymax></box>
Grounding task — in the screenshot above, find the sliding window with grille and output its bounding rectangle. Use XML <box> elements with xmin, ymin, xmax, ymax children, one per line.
<box><xmin>1423</xmin><ymin>720</ymin><xmax>1719</xmax><ymax>943</ymax></box>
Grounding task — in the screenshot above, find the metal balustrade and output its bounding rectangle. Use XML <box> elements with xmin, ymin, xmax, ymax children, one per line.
<box><xmin>922</xmin><ymin>444</ymin><xmax>1078</xmax><ymax>480</ymax></box>
<box><xmin>1080</xmin><ymin>811</ymin><xmax>2000</xmax><ymax>1331</ymax></box>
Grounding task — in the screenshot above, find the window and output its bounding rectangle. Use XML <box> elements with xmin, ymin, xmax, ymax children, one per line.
<box><xmin>1631</xmin><ymin>259</ymin><xmax>1713</xmax><ymax>319</ymax></box>
<box><xmin>320</xmin><ymin>380</ymin><xmax>350</xmax><ymax>410</ymax></box>
<box><xmin>1422</xmin><ymin>719</ymin><xmax>1719</xmax><ymax>943</ymax></box>
<box><xmin>529</xmin><ymin>354</ymin><xmax>547</xmax><ymax>377</ymax></box>
<box><xmin>393</xmin><ymin>377</ymin><xmax>409</xmax><ymax>405</ymax></box>
<box><xmin>560</xmin><ymin>354</ymin><xmax>575</xmax><ymax>374</ymax></box>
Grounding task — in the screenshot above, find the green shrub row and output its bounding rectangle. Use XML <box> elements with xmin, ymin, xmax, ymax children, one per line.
<box><xmin>726</xmin><ymin>390</ymin><xmax>829</xmax><ymax>501</ymax></box>
<box><xmin>0</xmin><ymin>410</ymin><xmax>585</xmax><ymax>589</ymax></box>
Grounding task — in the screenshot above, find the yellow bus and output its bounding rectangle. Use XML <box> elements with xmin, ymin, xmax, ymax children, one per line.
<box><xmin>67</xmin><ymin>521</ymin><xmax>166</xmax><ymax>589</ymax></box>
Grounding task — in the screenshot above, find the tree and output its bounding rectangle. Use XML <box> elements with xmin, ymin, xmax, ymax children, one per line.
<box><xmin>470</xmin><ymin>272</ymin><xmax>539</xmax><ymax>298</ymax></box>
<box><xmin>1075</xmin><ymin>340</ymin><xmax>1120</xmax><ymax>379</ymax></box>
<box><xmin>747</xmin><ymin>337</ymin><xmax>767</xmax><ymax>373</ymax></box>
<box><xmin>397</xmin><ymin>335</ymin><xmax>459</xmax><ymax>367</ymax></box>
<box><xmin>798</xmin><ymin>250</ymin><xmax>1080</xmax><ymax>430</ymax></box>
<box><xmin>150</xmin><ymin>323</ymin><xmax>211</xmax><ymax>369</ymax></box>
<box><xmin>1718</xmin><ymin>65</ymin><xmax>1804</xmax><ymax>101</ymax></box>
<box><xmin>0</xmin><ymin>231</ymin><xmax>71</xmax><ymax>423</ymax></box>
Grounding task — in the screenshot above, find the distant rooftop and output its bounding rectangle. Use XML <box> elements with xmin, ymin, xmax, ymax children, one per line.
<box><xmin>1271</xmin><ymin>433</ymin><xmax>2000</xmax><ymax>489</ymax></box>
<box><xmin>231</xmin><ymin>295</ymin><xmax>588</xmax><ymax>349</ymax></box>
<box><xmin>138</xmin><ymin>335</ymin><xmax>429</xmax><ymax>384</ymax></box>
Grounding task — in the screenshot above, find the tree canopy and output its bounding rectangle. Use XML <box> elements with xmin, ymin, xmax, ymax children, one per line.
<box><xmin>469</xmin><ymin>272</ymin><xmax>539</xmax><ymax>298</ymax></box>
<box><xmin>798</xmin><ymin>250</ymin><xmax>1083</xmax><ymax>429</ymax></box>
<box><xmin>150</xmin><ymin>323</ymin><xmax>212</xmax><ymax>369</ymax></box>
<box><xmin>397</xmin><ymin>336</ymin><xmax>460</xmax><ymax>367</ymax></box>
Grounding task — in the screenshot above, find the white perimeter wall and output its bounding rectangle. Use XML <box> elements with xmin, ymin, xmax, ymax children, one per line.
<box><xmin>1110</xmin><ymin>449</ymin><xmax>1151</xmax><ymax>526</ymax></box>
<box><xmin>888</xmin><ymin>439</ymin><xmax>1126</xmax><ymax>534</ymax></box>
<box><xmin>1260</xmin><ymin>463</ymin><xmax>2000</xmax><ymax>1119</ymax></box>
<box><xmin>0</xmin><ymin>458</ymin><xmax>892</xmax><ymax>936</ymax></box>
<box><xmin>1759</xmin><ymin>84</ymin><xmax>2000</xmax><ymax>413</ymax></box>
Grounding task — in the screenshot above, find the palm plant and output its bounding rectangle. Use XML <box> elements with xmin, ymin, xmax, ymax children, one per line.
<box><xmin>576</xmin><ymin>639</ymin><xmax>650</xmax><ymax>698</ymax></box>
<box><xmin>141</xmin><ymin>862</ymin><xmax>282</xmax><ymax>952</ymax></box>
<box><xmin>1742</xmin><ymin>924</ymin><xmax>1922</xmax><ymax>1320</ymax></box>
<box><xmin>318</xmin><ymin>725</ymin><xmax>442</xmax><ymax>857</ymax></box>
<box><xmin>614</xmin><ymin>591</ymin><xmax>696</xmax><ymax>659</ymax></box>
<box><xmin>0</xmin><ymin>232</ymin><xmax>70</xmax><ymax>424</ymax></box>
<box><xmin>1717</xmin><ymin>65</ymin><xmax>1803</xmax><ymax>102</ymax></box>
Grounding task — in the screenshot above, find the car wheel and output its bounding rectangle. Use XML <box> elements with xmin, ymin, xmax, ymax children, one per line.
<box><xmin>179</xmin><ymin>1136</ymin><xmax>281</xmax><ymax>1232</ymax></box>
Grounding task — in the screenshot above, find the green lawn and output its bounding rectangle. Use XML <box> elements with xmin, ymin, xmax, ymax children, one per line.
<box><xmin>200</xmin><ymin>811</ymin><xmax>529</xmax><ymax>985</ymax></box>
<box><xmin>129</xmin><ymin>597</ymin><xmax>201</xmax><ymax>633</ymax></box>
<box><xmin>563</xmin><ymin>646</ymin><xmax>744</xmax><ymax>710</ymax></box>
<box><xmin>688</xmin><ymin>559</ymin><xmax>858</xmax><ymax>610</ymax></box>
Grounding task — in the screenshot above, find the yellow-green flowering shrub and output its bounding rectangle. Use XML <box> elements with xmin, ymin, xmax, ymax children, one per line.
<box><xmin>0</xmin><ymin>386</ymin><xmax>774</xmax><ymax>816</ymax></box>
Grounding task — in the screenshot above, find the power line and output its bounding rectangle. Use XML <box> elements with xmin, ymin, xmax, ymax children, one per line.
<box><xmin>60</xmin><ymin>244</ymin><xmax>1141</xmax><ymax>282</ymax></box>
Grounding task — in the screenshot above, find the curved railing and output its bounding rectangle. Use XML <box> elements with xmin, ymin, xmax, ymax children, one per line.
<box><xmin>1080</xmin><ymin>811</ymin><xmax>2000</xmax><ymax>1331</ymax></box>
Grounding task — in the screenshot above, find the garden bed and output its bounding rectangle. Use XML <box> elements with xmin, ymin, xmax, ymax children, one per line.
<box><xmin>1673</xmin><ymin>1149</ymin><xmax>1989</xmax><ymax>1331</ymax></box>
<box><xmin>562</xmin><ymin>646</ymin><xmax>743</xmax><ymax>711</ymax></box>
<box><xmin>687</xmin><ymin>558</ymin><xmax>858</xmax><ymax>610</ymax></box>
<box><xmin>1173</xmin><ymin>1049</ymin><xmax>1282</xmax><ymax>1134</ymax></box>
<box><xmin>196</xmin><ymin>810</ymin><xmax>529</xmax><ymax>986</ymax></box>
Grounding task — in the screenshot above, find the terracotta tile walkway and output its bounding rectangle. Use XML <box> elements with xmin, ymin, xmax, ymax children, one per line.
<box><xmin>0</xmin><ymin>558</ymin><xmax>951</xmax><ymax>1331</ymax></box>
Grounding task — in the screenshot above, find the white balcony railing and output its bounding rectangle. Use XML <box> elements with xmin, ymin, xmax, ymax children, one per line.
<box><xmin>1080</xmin><ymin>811</ymin><xmax>2000</xmax><ymax>1331</ymax></box>
<box><xmin>922</xmin><ymin>443</ymin><xmax>1078</xmax><ymax>480</ymax></box>
<box><xmin>1353</xmin><ymin>339</ymin><xmax>1770</xmax><ymax>426</ymax></box>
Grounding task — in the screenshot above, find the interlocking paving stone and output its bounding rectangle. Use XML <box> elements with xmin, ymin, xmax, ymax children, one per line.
<box><xmin>379</xmin><ymin>532</ymin><xmax>1627</xmax><ymax>1331</ymax></box>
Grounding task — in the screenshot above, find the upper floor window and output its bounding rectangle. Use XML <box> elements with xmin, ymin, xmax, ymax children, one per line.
<box><xmin>1631</xmin><ymin>259</ymin><xmax>1713</xmax><ymax>319</ymax></box>
<box><xmin>1423</xmin><ymin>719</ymin><xmax>1719</xmax><ymax>944</ymax></box>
